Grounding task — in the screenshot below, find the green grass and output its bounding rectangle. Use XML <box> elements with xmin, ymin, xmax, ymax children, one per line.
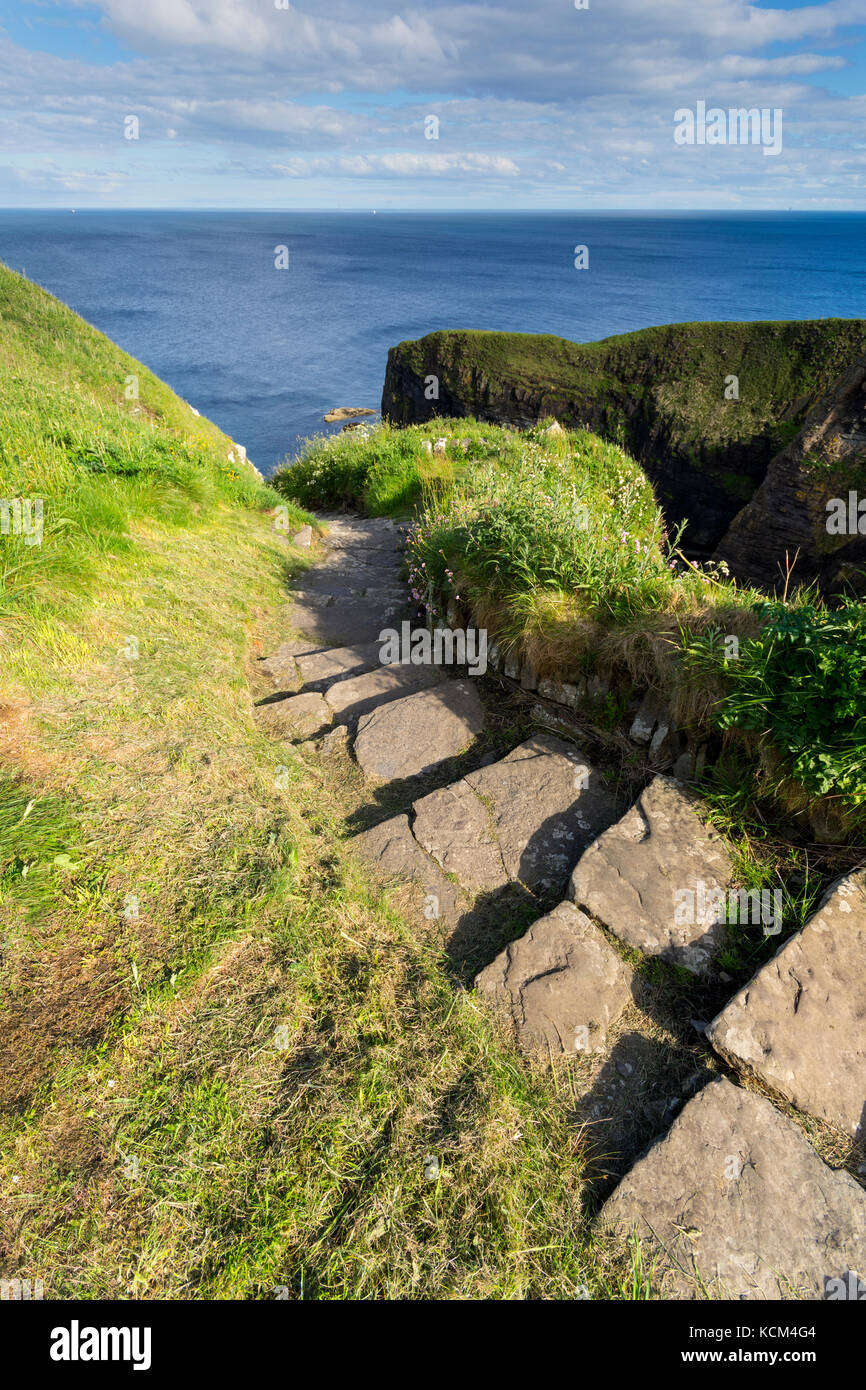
<box><xmin>0</xmin><ymin>259</ymin><xmax>314</xmax><ymax>622</ymax></box>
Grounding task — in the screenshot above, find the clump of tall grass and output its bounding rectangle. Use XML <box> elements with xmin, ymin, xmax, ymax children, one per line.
<box><xmin>274</xmin><ymin>419</ymin><xmax>523</xmax><ymax>516</ymax></box>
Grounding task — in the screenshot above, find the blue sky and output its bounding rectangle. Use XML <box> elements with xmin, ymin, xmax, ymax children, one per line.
<box><xmin>1</xmin><ymin>0</ymin><xmax>864</xmax><ymax>208</ymax></box>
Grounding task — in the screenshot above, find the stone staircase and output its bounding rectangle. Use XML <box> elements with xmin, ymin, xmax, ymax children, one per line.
<box><xmin>258</xmin><ymin>513</ymin><xmax>866</xmax><ymax>1301</ymax></box>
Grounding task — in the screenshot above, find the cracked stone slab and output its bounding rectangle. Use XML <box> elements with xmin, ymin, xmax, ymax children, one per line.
<box><xmin>259</xmin><ymin>639</ymin><xmax>322</xmax><ymax>687</ymax></box>
<box><xmin>570</xmin><ymin>775</ymin><xmax>733</xmax><ymax>975</ymax></box>
<box><xmin>316</xmin><ymin>548</ymin><xmax>400</xmax><ymax>570</ymax></box>
<box><xmin>412</xmin><ymin>778</ymin><xmax>509</xmax><ymax>895</ymax></box>
<box><xmin>707</xmin><ymin>870</ymin><xmax>866</xmax><ymax>1139</ymax></box>
<box><xmin>600</xmin><ymin>1077</ymin><xmax>866</xmax><ymax>1300</ymax></box>
<box><xmin>254</xmin><ymin>692</ymin><xmax>332</xmax><ymax>741</ymax></box>
<box><xmin>354</xmin><ymin>680</ymin><xmax>485</xmax><ymax>783</ymax></box>
<box><xmin>348</xmin><ymin>813</ymin><xmax>467</xmax><ymax>927</ymax></box>
<box><xmin>295</xmin><ymin>642</ymin><xmax>383</xmax><ymax>690</ymax></box>
<box><xmin>475</xmin><ymin>901</ymin><xmax>634</xmax><ymax>1055</ymax></box>
<box><xmin>412</xmin><ymin>735</ymin><xmax>615</xmax><ymax>898</ymax></box>
<box><xmin>291</xmin><ymin>582</ymin><xmax>366</xmax><ymax>605</ymax></box>
<box><xmin>322</xmin><ymin>541</ymin><xmax>400</xmax><ymax>562</ymax></box>
<box><xmin>465</xmin><ymin>735</ymin><xmax>617</xmax><ymax>894</ymax></box>
<box><xmin>361</xmin><ymin>585</ymin><xmax>408</xmax><ymax>606</ymax></box>
<box><xmin>325</xmin><ymin>664</ymin><xmax>441</xmax><ymax>724</ymax></box>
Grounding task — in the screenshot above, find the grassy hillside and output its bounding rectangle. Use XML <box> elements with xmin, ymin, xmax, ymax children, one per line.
<box><xmin>0</xmin><ymin>268</ymin><xmax>647</xmax><ymax>1300</ymax></box>
<box><xmin>0</xmin><ymin>261</ymin><xmax>288</xmax><ymax>620</ymax></box>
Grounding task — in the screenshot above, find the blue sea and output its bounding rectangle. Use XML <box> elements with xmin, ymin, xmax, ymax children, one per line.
<box><xmin>1</xmin><ymin>210</ymin><xmax>864</xmax><ymax>475</ymax></box>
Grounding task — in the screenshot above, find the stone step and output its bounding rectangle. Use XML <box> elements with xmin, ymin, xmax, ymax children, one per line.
<box><xmin>412</xmin><ymin>733</ymin><xmax>618</xmax><ymax>897</ymax></box>
<box><xmin>292</xmin><ymin>584</ymin><xmax>405</xmax><ymax>613</ymax></box>
<box><xmin>569</xmin><ymin>775</ymin><xmax>734</xmax><ymax>976</ymax></box>
<box><xmin>290</xmin><ymin>597</ymin><xmax>405</xmax><ymax>648</ymax></box>
<box><xmin>475</xmin><ymin>900</ymin><xmax>634</xmax><ymax>1056</ymax></box>
<box><xmin>353</xmin><ymin>679</ymin><xmax>485</xmax><ymax>783</ymax></box>
<box><xmin>316</xmin><ymin>567</ymin><xmax>404</xmax><ymax>591</ymax></box>
<box><xmin>600</xmin><ymin>1076</ymin><xmax>866</xmax><ymax>1300</ymax></box>
<box><xmin>346</xmin><ymin>813</ymin><xmax>470</xmax><ymax>930</ymax></box>
<box><xmin>295</xmin><ymin>641</ymin><xmax>383</xmax><ymax>690</ymax></box>
<box><xmin>258</xmin><ymin>639</ymin><xmax>325</xmax><ymax>687</ymax></box>
<box><xmin>707</xmin><ymin>869</ymin><xmax>866</xmax><ymax>1140</ymax></box>
<box><xmin>320</xmin><ymin>537</ymin><xmax>403</xmax><ymax>559</ymax></box>
<box><xmin>254</xmin><ymin>691</ymin><xmax>331</xmax><ymax>741</ymax></box>
<box><xmin>315</xmin><ymin>551</ymin><xmax>403</xmax><ymax>576</ymax></box>
<box><xmin>324</xmin><ymin>663</ymin><xmax>442</xmax><ymax>724</ymax></box>
<box><xmin>349</xmin><ymin>734</ymin><xmax>618</xmax><ymax>956</ymax></box>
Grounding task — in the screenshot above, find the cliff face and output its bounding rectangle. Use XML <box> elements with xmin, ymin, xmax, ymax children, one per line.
<box><xmin>381</xmin><ymin>320</ymin><xmax>866</xmax><ymax>555</ymax></box>
<box><xmin>714</xmin><ymin>356</ymin><xmax>866</xmax><ymax>595</ymax></box>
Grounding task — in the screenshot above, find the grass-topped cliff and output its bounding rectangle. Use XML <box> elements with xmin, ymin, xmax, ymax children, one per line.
<box><xmin>382</xmin><ymin>320</ymin><xmax>866</xmax><ymax>552</ymax></box>
<box><xmin>0</xmin><ymin>268</ymin><xmax>642</xmax><ymax>1300</ymax></box>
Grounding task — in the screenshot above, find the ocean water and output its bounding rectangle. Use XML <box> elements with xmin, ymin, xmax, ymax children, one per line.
<box><xmin>1</xmin><ymin>210</ymin><xmax>864</xmax><ymax>475</ymax></box>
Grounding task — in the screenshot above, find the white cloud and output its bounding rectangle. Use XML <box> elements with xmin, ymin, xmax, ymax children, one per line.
<box><xmin>0</xmin><ymin>0</ymin><xmax>863</xmax><ymax>205</ymax></box>
<box><xmin>273</xmin><ymin>150</ymin><xmax>521</xmax><ymax>177</ymax></box>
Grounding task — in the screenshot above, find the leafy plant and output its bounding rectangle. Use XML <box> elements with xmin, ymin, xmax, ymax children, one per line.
<box><xmin>713</xmin><ymin>600</ymin><xmax>866</xmax><ymax>802</ymax></box>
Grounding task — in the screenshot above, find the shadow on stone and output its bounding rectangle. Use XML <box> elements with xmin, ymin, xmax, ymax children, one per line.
<box><xmin>443</xmin><ymin>882</ymin><xmax>542</xmax><ymax>989</ymax></box>
<box><xmin>570</xmin><ymin>1019</ymin><xmax>715</xmax><ymax>1211</ymax></box>
<box><xmin>343</xmin><ymin>740</ymin><xmax>508</xmax><ymax>835</ymax></box>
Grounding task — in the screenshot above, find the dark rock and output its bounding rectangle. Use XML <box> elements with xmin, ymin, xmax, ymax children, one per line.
<box><xmin>716</xmin><ymin>355</ymin><xmax>866</xmax><ymax>594</ymax></box>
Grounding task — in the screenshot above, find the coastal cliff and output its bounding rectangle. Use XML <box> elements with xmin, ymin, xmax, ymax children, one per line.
<box><xmin>715</xmin><ymin>355</ymin><xmax>866</xmax><ymax>594</ymax></box>
<box><xmin>381</xmin><ymin>320</ymin><xmax>866</xmax><ymax>554</ymax></box>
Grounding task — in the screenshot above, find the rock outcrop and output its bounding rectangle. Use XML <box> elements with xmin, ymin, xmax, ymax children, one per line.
<box><xmin>323</xmin><ymin>406</ymin><xmax>377</xmax><ymax>422</ymax></box>
<box><xmin>381</xmin><ymin>319</ymin><xmax>866</xmax><ymax>555</ymax></box>
<box><xmin>714</xmin><ymin>354</ymin><xmax>866</xmax><ymax>594</ymax></box>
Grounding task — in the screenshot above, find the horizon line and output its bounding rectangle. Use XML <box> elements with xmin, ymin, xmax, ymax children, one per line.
<box><xmin>3</xmin><ymin>205</ymin><xmax>866</xmax><ymax>215</ymax></box>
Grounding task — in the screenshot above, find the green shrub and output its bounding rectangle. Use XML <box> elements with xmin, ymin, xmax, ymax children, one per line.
<box><xmin>713</xmin><ymin>600</ymin><xmax>866</xmax><ymax>803</ymax></box>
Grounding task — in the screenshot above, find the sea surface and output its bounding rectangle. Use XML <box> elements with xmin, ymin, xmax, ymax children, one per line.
<box><xmin>1</xmin><ymin>210</ymin><xmax>864</xmax><ymax>475</ymax></box>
